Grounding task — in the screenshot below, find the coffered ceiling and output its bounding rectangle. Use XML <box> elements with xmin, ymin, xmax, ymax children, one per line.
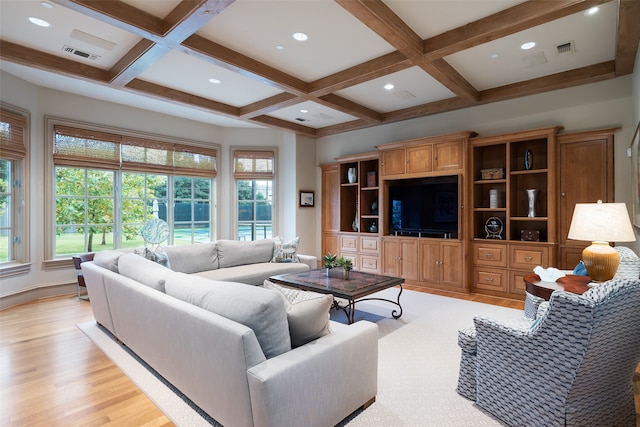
<box><xmin>1</xmin><ymin>0</ymin><xmax>638</xmax><ymax>138</ymax></box>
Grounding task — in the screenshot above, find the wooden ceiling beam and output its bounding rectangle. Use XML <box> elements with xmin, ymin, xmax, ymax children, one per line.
<box><xmin>615</xmin><ymin>0</ymin><xmax>640</xmax><ymax>76</ymax></box>
<box><xmin>249</xmin><ymin>115</ymin><xmax>317</xmax><ymax>138</ymax></box>
<box><xmin>337</xmin><ymin>0</ymin><xmax>479</xmax><ymax>101</ymax></box>
<box><xmin>239</xmin><ymin>93</ymin><xmax>302</xmax><ymax>118</ymax></box>
<box><xmin>0</xmin><ymin>40</ymin><xmax>110</xmax><ymax>82</ymax></box>
<box><xmin>422</xmin><ymin>0</ymin><xmax>614</xmax><ymax>61</ymax></box>
<box><xmin>317</xmin><ymin>94</ymin><xmax>383</xmax><ymax>122</ymax></box>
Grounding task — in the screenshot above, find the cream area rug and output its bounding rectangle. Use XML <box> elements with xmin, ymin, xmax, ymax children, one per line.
<box><xmin>79</xmin><ymin>288</ymin><xmax>521</xmax><ymax>426</ymax></box>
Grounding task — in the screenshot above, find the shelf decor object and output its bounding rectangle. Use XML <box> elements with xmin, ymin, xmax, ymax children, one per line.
<box><xmin>525</xmin><ymin>189</ymin><xmax>539</xmax><ymax>217</ymax></box>
<box><xmin>347</xmin><ymin>167</ymin><xmax>357</xmax><ymax>183</ymax></box>
<box><xmin>524</xmin><ymin>149</ymin><xmax>533</xmax><ymax>170</ymax></box>
<box><xmin>485</xmin><ymin>217</ymin><xmax>504</xmax><ymax>239</ymax></box>
<box><xmin>567</xmin><ymin>201</ymin><xmax>637</xmax><ymax>282</ymax></box>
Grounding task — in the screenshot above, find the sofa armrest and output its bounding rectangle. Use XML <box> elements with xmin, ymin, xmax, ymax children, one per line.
<box><xmin>247</xmin><ymin>320</ymin><xmax>378</xmax><ymax>427</ymax></box>
<box><xmin>297</xmin><ymin>254</ymin><xmax>317</xmax><ymax>269</ymax></box>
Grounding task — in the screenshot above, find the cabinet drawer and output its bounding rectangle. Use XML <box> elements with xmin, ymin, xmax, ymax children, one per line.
<box><xmin>473</xmin><ymin>243</ymin><xmax>507</xmax><ymax>267</ymax></box>
<box><xmin>340</xmin><ymin>235</ymin><xmax>358</xmax><ymax>251</ymax></box>
<box><xmin>509</xmin><ymin>271</ymin><xmax>528</xmax><ymax>296</ymax></box>
<box><xmin>360</xmin><ymin>236</ymin><xmax>379</xmax><ymax>252</ymax></box>
<box><xmin>474</xmin><ymin>268</ymin><xmax>507</xmax><ymax>292</ymax></box>
<box><xmin>509</xmin><ymin>245</ymin><xmax>549</xmax><ymax>270</ymax></box>
<box><xmin>359</xmin><ymin>255</ymin><xmax>379</xmax><ymax>272</ymax></box>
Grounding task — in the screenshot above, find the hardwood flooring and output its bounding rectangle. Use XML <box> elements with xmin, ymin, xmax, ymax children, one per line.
<box><xmin>1</xmin><ymin>290</ymin><xmax>638</xmax><ymax>426</ymax></box>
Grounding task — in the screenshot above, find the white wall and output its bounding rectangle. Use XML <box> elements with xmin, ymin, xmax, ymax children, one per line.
<box><xmin>315</xmin><ymin>75</ymin><xmax>636</xmax><ymax>256</ymax></box>
<box><xmin>0</xmin><ymin>71</ymin><xmax>316</xmax><ymax>300</ymax></box>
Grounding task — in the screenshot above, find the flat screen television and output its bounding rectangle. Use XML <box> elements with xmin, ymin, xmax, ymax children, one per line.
<box><xmin>388</xmin><ymin>175</ymin><xmax>458</xmax><ymax>238</ymax></box>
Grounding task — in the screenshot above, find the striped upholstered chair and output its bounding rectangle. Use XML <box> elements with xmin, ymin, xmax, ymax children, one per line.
<box><xmin>457</xmin><ymin>277</ymin><xmax>640</xmax><ymax>427</ymax></box>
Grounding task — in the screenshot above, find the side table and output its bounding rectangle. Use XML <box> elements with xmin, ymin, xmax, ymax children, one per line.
<box><xmin>522</xmin><ymin>273</ymin><xmax>591</xmax><ymax>318</ymax></box>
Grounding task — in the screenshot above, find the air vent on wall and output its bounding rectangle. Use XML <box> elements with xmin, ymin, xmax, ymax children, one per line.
<box><xmin>62</xmin><ymin>45</ymin><xmax>100</xmax><ymax>61</ymax></box>
<box><xmin>556</xmin><ymin>41</ymin><xmax>576</xmax><ymax>55</ymax></box>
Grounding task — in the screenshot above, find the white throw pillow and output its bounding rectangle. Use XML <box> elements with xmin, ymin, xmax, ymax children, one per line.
<box><xmin>271</xmin><ymin>236</ymin><xmax>300</xmax><ymax>263</ymax></box>
<box><xmin>264</xmin><ymin>280</ymin><xmax>332</xmax><ymax>347</ymax></box>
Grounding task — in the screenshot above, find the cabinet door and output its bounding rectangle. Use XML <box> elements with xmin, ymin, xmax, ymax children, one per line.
<box><xmin>441</xmin><ymin>241</ymin><xmax>463</xmax><ymax>289</ymax></box>
<box><xmin>381</xmin><ymin>238</ymin><xmax>401</xmax><ymax>276</ymax></box>
<box><xmin>380</xmin><ymin>149</ymin><xmax>406</xmax><ymax>176</ymax></box>
<box><xmin>557</xmin><ymin>133</ymin><xmax>614</xmax><ymax>269</ymax></box>
<box><xmin>406</xmin><ymin>145</ymin><xmax>432</xmax><ymax>174</ymax></box>
<box><xmin>434</xmin><ymin>141</ymin><xmax>462</xmax><ymax>171</ymax></box>
<box><xmin>400</xmin><ymin>239</ymin><xmax>419</xmax><ymax>281</ymax></box>
<box><xmin>418</xmin><ymin>240</ymin><xmax>439</xmax><ymax>283</ymax></box>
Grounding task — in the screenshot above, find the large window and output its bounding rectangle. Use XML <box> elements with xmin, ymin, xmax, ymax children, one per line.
<box><xmin>50</xmin><ymin>121</ymin><xmax>217</xmax><ymax>257</ymax></box>
<box><xmin>0</xmin><ymin>106</ymin><xmax>28</xmax><ymax>271</ymax></box>
<box><xmin>234</xmin><ymin>150</ymin><xmax>274</xmax><ymax>241</ymax></box>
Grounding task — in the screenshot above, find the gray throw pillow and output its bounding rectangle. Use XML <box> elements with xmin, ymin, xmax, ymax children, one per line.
<box><xmin>118</xmin><ymin>253</ymin><xmax>172</xmax><ymax>292</ymax></box>
<box><xmin>165</xmin><ymin>273</ymin><xmax>291</xmax><ymax>359</ymax></box>
<box><xmin>92</xmin><ymin>250</ymin><xmax>126</xmax><ymax>273</ymax></box>
<box><xmin>163</xmin><ymin>242</ymin><xmax>218</xmax><ymax>273</ymax></box>
<box><xmin>271</xmin><ymin>236</ymin><xmax>300</xmax><ymax>263</ymax></box>
<box><xmin>264</xmin><ymin>280</ymin><xmax>332</xmax><ymax>347</ymax></box>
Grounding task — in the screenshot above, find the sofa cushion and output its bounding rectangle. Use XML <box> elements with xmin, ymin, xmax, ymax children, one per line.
<box><xmin>118</xmin><ymin>253</ymin><xmax>172</xmax><ymax>292</ymax></box>
<box><xmin>163</xmin><ymin>242</ymin><xmax>218</xmax><ymax>274</ymax></box>
<box><xmin>271</xmin><ymin>236</ymin><xmax>300</xmax><ymax>263</ymax></box>
<box><xmin>164</xmin><ymin>273</ymin><xmax>291</xmax><ymax>359</ymax></box>
<box><xmin>192</xmin><ymin>262</ymin><xmax>310</xmax><ymax>286</ymax></box>
<box><xmin>217</xmin><ymin>239</ymin><xmax>274</xmax><ymax>268</ymax></box>
<box><xmin>264</xmin><ymin>280</ymin><xmax>332</xmax><ymax>347</ymax></box>
<box><xmin>134</xmin><ymin>247</ymin><xmax>170</xmax><ymax>267</ymax></box>
<box><xmin>93</xmin><ymin>250</ymin><xmax>126</xmax><ymax>272</ymax></box>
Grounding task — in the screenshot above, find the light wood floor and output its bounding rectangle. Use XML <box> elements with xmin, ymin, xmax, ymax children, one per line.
<box><xmin>1</xmin><ymin>289</ymin><xmax>638</xmax><ymax>426</ymax></box>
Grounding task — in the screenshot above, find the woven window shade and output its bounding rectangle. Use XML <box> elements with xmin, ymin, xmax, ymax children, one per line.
<box><xmin>52</xmin><ymin>124</ymin><xmax>218</xmax><ymax>177</ymax></box>
<box><xmin>54</xmin><ymin>125</ymin><xmax>120</xmax><ymax>169</ymax></box>
<box><xmin>174</xmin><ymin>144</ymin><xmax>217</xmax><ymax>178</ymax></box>
<box><xmin>233</xmin><ymin>150</ymin><xmax>274</xmax><ymax>179</ymax></box>
<box><xmin>0</xmin><ymin>108</ymin><xmax>27</xmax><ymax>160</ymax></box>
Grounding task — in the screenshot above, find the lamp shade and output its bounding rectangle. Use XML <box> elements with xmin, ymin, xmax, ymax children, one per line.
<box><xmin>567</xmin><ymin>202</ymin><xmax>636</xmax><ymax>243</ymax></box>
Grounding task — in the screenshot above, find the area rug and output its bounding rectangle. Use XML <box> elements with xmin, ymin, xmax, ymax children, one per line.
<box><xmin>79</xmin><ymin>288</ymin><xmax>521</xmax><ymax>426</ymax></box>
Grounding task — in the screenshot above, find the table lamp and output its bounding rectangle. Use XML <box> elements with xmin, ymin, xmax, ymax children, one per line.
<box><xmin>567</xmin><ymin>201</ymin><xmax>637</xmax><ymax>282</ymax></box>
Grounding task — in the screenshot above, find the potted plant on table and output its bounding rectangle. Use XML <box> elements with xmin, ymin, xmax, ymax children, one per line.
<box><xmin>324</xmin><ymin>252</ymin><xmax>353</xmax><ymax>280</ymax></box>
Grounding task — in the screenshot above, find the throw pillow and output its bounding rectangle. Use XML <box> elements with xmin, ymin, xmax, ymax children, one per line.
<box><xmin>264</xmin><ymin>280</ymin><xmax>332</xmax><ymax>347</ymax></box>
<box><xmin>134</xmin><ymin>247</ymin><xmax>170</xmax><ymax>268</ymax></box>
<box><xmin>118</xmin><ymin>253</ymin><xmax>171</xmax><ymax>292</ymax></box>
<box><xmin>271</xmin><ymin>236</ymin><xmax>300</xmax><ymax>263</ymax></box>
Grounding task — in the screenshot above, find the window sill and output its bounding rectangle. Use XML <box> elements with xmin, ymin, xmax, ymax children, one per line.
<box><xmin>43</xmin><ymin>258</ymin><xmax>75</xmax><ymax>270</ymax></box>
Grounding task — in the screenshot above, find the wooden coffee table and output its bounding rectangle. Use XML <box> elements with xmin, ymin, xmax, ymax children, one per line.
<box><xmin>269</xmin><ymin>269</ymin><xmax>404</xmax><ymax>324</ymax></box>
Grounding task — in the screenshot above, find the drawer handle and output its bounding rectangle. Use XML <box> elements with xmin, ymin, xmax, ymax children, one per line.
<box><xmin>524</xmin><ymin>256</ymin><xmax>533</xmax><ymax>261</ymax></box>
<box><xmin>484</xmin><ymin>253</ymin><xmax>494</xmax><ymax>258</ymax></box>
<box><xmin>485</xmin><ymin>277</ymin><xmax>493</xmax><ymax>282</ymax></box>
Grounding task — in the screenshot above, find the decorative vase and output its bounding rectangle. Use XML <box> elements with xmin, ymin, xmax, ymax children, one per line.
<box><xmin>524</xmin><ymin>149</ymin><xmax>533</xmax><ymax>170</ymax></box>
<box><xmin>347</xmin><ymin>167</ymin><xmax>357</xmax><ymax>184</ymax></box>
<box><xmin>328</xmin><ymin>267</ymin><xmax>349</xmax><ymax>280</ymax></box>
<box><xmin>525</xmin><ymin>189</ymin><xmax>539</xmax><ymax>217</ymax></box>
<box><xmin>352</xmin><ymin>201</ymin><xmax>359</xmax><ymax>231</ymax></box>
<box><xmin>371</xmin><ymin>201</ymin><xmax>378</xmax><ymax>215</ymax></box>
<box><xmin>369</xmin><ymin>222</ymin><xmax>377</xmax><ymax>233</ymax></box>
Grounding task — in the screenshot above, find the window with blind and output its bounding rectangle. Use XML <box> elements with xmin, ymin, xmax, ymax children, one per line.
<box><xmin>233</xmin><ymin>150</ymin><xmax>275</xmax><ymax>241</ymax></box>
<box><xmin>0</xmin><ymin>106</ymin><xmax>29</xmax><ymax>270</ymax></box>
<box><xmin>51</xmin><ymin>121</ymin><xmax>217</xmax><ymax>256</ymax></box>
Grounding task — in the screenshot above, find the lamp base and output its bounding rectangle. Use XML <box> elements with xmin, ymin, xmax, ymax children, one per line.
<box><xmin>582</xmin><ymin>242</ymin><xmax>620</xmax><ymax>282</ymax></box>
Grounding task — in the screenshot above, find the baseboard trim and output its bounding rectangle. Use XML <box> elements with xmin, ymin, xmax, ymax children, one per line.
<box><xmin>0</xmin><ymin>283</ymin><xmax>80</xmax><ymax>310</ymax></box>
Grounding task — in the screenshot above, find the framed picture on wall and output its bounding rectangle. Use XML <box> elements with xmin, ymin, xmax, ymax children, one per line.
<box><xmin>299</xmin><ymin>191</ymin><xmax>315</xmax><ymax>207</ymax></box>
<box><xmin>631</xmin><ymin>121</ymin><xmax>640</xmax><ymax>230</ymax></box>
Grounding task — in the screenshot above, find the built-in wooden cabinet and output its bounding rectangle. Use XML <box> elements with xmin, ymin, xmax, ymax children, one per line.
<box><xmin>381</xmin><ymin>237</ymin><xmax>418</xmax><ymax>281</ymax></box>
<box><xmin>377</xmin><ymin>132</ymin><xmax>471</xmax><ymax>178</ymax></box>
<box><xmin>418</xmin><ymin>240</ymin><xmax>463</xmax><ymax>291</ymax></box>
<box><xmin>469</xmin><ymin>126</ymin><xmax>561</xmax><ymax>298</ymax></box>
<box><xmin>556</xmin><ymin>128</ymin><xmax>616</xmax><ymax>269</ymax></box>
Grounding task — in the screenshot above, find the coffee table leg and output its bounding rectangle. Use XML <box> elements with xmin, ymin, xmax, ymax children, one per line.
<box><xmin>352</xmin><ymin>284</ymin><xmax>404</xmax><ymax>321</ymax></box>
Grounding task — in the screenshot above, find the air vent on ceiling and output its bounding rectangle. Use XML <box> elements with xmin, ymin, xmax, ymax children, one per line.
<box><xmin>312</xmin><ymin>113</ymin><xmax>332</xmax><ymax>120</ymax></box>
<box><xmin>294</xmin><ymin>117</ymin><xmax>307</xmax><ymax>122</ymax></box>
<box><xmin>70</xmin><ymin>29</ymin><xmax>116</xmax><ymax>51</ymax></box>
<box><xmin>62</xmin><ymin>45</ymin><xmax>100</xmax><ymax>61</ymax></box>
<box><xmin>556</xmin><ymin>41</ymin><xmax>576</xmax><ymax>55</ymax></box>
<box><xmin>393</xmin><ymin>90</ymin><xmax>416</xmax><ymax>100</ymax></box>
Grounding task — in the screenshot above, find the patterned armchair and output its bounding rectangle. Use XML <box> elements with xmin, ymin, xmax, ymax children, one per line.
<box><xmin>457</xmin><ymin>278</ymin><xmax>640</xmax><ymax>427</ymax></box>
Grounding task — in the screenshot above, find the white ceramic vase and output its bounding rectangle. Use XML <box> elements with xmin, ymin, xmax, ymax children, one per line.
<box><xmin>347</xmin><ymin>167</ymin><xmax>357</xmax><ymax>183</ymax></box>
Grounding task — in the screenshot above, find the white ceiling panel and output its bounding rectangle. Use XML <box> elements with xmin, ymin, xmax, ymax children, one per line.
<box><xmin>267</xmin><ymin>100</ymin><xmax>358</xmax><ymax>128</ymax></box>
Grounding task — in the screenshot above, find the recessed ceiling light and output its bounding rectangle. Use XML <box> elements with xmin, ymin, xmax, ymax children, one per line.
<box><xmin>40</xmin><ymin>1</ymin><xmax>53</xmax><ymax>8</ymax></box>
<box><xmin>490</xmin><ymin>53</ymin><xmax>500</xmax><ymax>59</ymax></box>
<box><xmin>384</xmin><ymin>83</ymin><xmax>395</xmax><ymax>90</ymax></box>
<box><xmin>292</xmin><ymin>32</ymin><xmax>308</xmax><ymax>41</ymax></box>
<box><xmin>208</xmin><ymin>78</ymin><xmax>221</xmax><ymax>84</ymax></box>
<box><xmin>276</xmin><ymin>45</ymin><xmax>284</xmax><ymax>50</ymax></box>
<box><xmin>28</xmin><ymin>17</ymin><xmax>51</xmax><ymax>27</ymax></box>
<box><xmin>584</xmin><ymin>6</ymin><xmax>599</xmax><ymax>16</ymax></box>
<box><xmin>520</xmin><ymin>41</ymin><xmax>536</xmax><ymax>50</ymax></box>
<box><xmin>300</xmin><ymin>109</ymin><xmax>308</xmax><ymax>113</ymax></box>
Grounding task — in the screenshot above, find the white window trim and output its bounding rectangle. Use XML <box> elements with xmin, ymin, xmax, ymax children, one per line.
<box><xmin>0</xmin><ymin>103</ymin><xmax>31</xmax><ymax>277</ymax></box>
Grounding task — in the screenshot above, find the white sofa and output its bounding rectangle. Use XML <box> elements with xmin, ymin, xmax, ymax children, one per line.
<box><xmin>81</xmin><ymin>241</ymin><xmax>379</xmax><ymax>427</ymax></box>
